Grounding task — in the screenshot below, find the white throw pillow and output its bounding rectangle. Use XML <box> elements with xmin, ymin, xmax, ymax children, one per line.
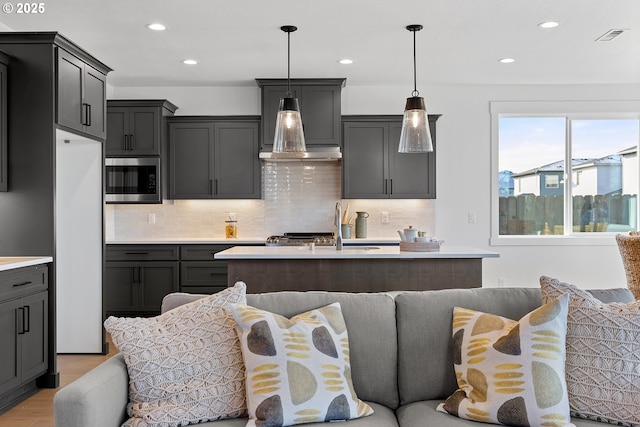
<box><xmin>104</xmin><ymin>282</ymin><xmax>248</xmax><ymax>427</ymax></box>
<box><xmin>540</xmin><ymin>276</ymin><xmax>640</xmax><ymax>426</ymax></box>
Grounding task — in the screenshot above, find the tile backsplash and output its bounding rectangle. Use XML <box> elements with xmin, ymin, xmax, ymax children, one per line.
<box><xmin>106</xmin><ymin>162</ymin><xmax>435</xmax><ymax>240</ymax></box>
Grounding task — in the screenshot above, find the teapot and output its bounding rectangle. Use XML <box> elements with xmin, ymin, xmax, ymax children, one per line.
<box><xmin>397</xmin><ymin>226</ymin><xmax>419</xmax><ymax>242</ymax></box>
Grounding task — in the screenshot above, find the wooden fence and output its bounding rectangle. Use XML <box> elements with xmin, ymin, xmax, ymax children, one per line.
<box><xmin>499</xmin><ymin>193</ymin><xmax>637</xmax><ymax>235</ymax></box>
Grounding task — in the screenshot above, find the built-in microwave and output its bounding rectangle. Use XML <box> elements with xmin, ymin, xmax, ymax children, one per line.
<box><xmin>105</xmin><ymin>157</ymin><xmax>161</xmax><ymax>203</ymax></box>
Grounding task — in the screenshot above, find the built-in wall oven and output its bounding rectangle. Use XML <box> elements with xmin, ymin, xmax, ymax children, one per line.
<box><xmin>105</xmin><ymin>157</ymin><xmax>161</xmax><ymax>203</ymax></box>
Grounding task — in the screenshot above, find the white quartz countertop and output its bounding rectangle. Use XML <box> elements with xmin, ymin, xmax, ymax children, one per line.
<box><xmin>0</xmin><ymin>257</ymin><xmax>53</xmax><ymax>272</ymax></box>
<box><xmin>105</xmin><ymin>237</ymin><xmax>402</xmax><ymax>245</ymax></box>
<box><xmin>215</xmin><ymin>246</ymin><xmax>499</xmax><ymax>260</ymax></box>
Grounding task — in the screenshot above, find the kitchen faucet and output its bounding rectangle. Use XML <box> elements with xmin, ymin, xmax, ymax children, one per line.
<box><xmin>335</xmin><ymin>202</ymin><xmax>343</xmax><ymax>250</ymax></box>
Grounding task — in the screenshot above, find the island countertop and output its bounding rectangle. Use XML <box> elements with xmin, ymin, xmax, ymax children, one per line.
<box><xmin>215</xmin><ymin>245</ymin><xmax>499</xmax><ymax>260</ymax></box>
<box><xmin>0</xmin><ymin>256</ymin><xmax>53</xmax><ymax>272</ymax></box>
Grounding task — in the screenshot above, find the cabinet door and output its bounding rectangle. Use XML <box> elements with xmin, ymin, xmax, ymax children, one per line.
<box><xmin>169</xmin><ymin>122</ymin><xmax>215</xmax><ymax>199</ymax></box>
<box><xmin>0</xmin><ymin>298</ymin><xmax>20</xmax><ymax>396</ymax></box>
<box><xmin>388</xmin><ymin>122</ymin><xmax>436</xmax><ymax>198</ymax></box>
<box><xmin>300</xmin><ymin>85</ymin><xmax>341</xmax><ymax>146</ymax></box>
<box><xmin>0</xmin><ymin>59</ymin><xmax>7</xmax><ymax>192</ymax></box>
<box><xmin>214</xmin><ymin>121</ymin><xmax>260</xmax><ymax>199</ymax></box>
<box><xmin>139</xmin><ymin>262</ymin><xmax>179</xmax><ymax>313</ymax></box>
<box><xmin>261</xmin><ymin>85</ymin><xmax>298</xmax><ymax>148</ymax></box>
<box><xmin>57</xmin><ymin>49</ymin><xmax>84</xmax><ymax>133</ymax></box>
<box><xmin>105</xmin><ymin>107</ymin><xmax>130</xmax><ymax>155</ymax></box>
<box><xmin>83</xmin><ymin>65</ymin><xmax>106</xmax><ymax>139</ymax></box>
<box><xmin>104</xmin><ymin>262</ymin><xmax>137</xmax><ymax>313</ymax></box>
<box><xmin>129</xmin><ymin>107</ymin><xmax>161</xmax><ymax>155</ymax></box>
<box><xmin>20</xmin><ymin>292</ymin><xmax>47</xmax><ymax>382</ymax></box>
<box><xmin>342</xmin><ymin>122</ymin><xmax>389</xmax><ymax>199</ymax></box>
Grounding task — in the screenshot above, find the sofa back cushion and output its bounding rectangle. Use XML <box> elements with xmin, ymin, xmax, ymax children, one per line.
<box><xmin>395</xmin><ymin>286</ymin><xmax>634</xmax><ymax>406</ymax></box>
<box><xmin>246</xmin><ymin>291</ymin><xmax>399</xmax><ymax>410</ymax></box>
<box><xmin>395</xmin><ymin>288</ymin><xmax>544</xmax><ymax>405</ymax></box>
<box><xmin>162</xmin><ymin>290</ymin><xmax>399</xmax><ymax>409</ymax></box>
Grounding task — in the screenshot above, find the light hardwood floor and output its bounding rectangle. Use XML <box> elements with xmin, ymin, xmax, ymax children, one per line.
<box><xmin>0</xmin><ymin>341</ymin><xmax>116</xmax><ymax>427</ymax></box>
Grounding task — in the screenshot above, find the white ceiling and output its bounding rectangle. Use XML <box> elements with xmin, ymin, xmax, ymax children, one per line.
<box><xmin>1</xmin><ymin>0</ymin><xmax>639</xmax><ymax>88</ymax></box>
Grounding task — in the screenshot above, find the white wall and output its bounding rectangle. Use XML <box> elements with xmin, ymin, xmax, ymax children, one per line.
<box><xmin>112</xmin><ymin>83</ymin><xmax>640</xmax><ymax>289</ymax></box>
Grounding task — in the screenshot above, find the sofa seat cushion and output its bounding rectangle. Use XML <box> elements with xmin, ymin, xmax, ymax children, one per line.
<box><xmin>171</xmin><ymin>402</ymin><xmax>397</xmax><ymax>427</ymax></box>
<box><xmin>397</xmin><ymin>401</ymin><xmax>617</xmax><ymax>427</ymax></box>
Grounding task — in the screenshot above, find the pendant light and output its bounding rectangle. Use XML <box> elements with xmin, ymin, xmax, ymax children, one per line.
<box><xmin>273</xmin><ymin>25</ymin><xmax>306</xmax><ymax>153</ymax></box>
<box><xmin>398</xmin><ymin>24</ymin><xmax>433</xmax><ymax>153</ymax></box>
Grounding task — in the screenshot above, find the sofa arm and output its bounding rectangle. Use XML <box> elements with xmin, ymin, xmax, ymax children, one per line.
<box><xmin>54</xmin><ymin>353</ymin><xmax>129</xmax><ymax>427</ymax></box>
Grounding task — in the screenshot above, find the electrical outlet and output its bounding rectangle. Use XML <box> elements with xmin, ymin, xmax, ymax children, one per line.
<box><xmin>148</xmin><ymin>213</ymin><xmax>156</xmax><ymax>224</ymax></box>
<box><xmin>381</xmin><ymin>212</ymin><xmax>389</xmax><ymax>224</ymax></box>
<box><xmin>468</xmin><ymin>212</ymin><xmax>477</xmax><ymax>223</ymax></box>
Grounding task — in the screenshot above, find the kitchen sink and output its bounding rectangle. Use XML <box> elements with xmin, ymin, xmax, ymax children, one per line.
<box><xmin>341</xmin><ymin>246</ymin><xmax>380</xmax><ymax>250</ymax></box>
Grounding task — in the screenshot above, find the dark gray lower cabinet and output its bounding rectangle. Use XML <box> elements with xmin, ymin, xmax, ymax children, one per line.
<box><xmin>104</xmin><ymin>261</ymin><xmax>178</xmax><ymax>316</ymax></box>
<box><xmin>0</xmin><ymin>52</ymin><xmax>8</xmax><ymax>192</ymax></box>
<box><xmin>342</xmin><ymin>115</ymin><xmax>439</xmax><ymax>199</ymax></box>
<box><xmin>0</xmin><ymin>265</ymin><xmax>48</xmax><ymax>412</ymax></box>
<box><xmin>104</xmin><ymin>244</ymin><xmax>261</xmax><ymax>316</ymax></box>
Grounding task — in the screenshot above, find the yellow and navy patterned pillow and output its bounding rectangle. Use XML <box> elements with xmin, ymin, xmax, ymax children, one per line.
<box><xmin>230</xmin><ymin>302</ymin><xmax>373</xmax><ymax>427</ymax></box>
<box><xmin>437</xmin><ymin>294</ymin><xmax>575</xmax><ymax>427</ymax></box>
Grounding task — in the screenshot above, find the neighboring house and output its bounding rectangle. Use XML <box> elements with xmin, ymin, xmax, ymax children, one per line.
<box><xmin>620</xmin><ymin>146</ymin><xmax>638</xmax><ymax>196</ymax></box>
<box><xmin>511</xmin><ymin>156</ymin><xmax>624</xmax><ymax>197</ymax></box>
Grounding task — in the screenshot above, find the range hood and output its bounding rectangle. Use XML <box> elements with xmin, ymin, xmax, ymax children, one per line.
<box><xmin>259</xmin><ymin>146</ymin><xmax>342</xmax><ymax>162</ymax></box>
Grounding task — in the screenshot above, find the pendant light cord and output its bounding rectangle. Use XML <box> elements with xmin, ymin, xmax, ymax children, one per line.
<box><xmin>287</xmin><ymin>29</ymin><xmax>292</xmax><ymax>97</ymax></box>
<box><xmin>412</xmin><ymin>28</ymin><xmax>419</xmax><ymax>97</ymax></box>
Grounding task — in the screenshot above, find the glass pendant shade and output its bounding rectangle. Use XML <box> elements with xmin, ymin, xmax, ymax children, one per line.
<box><xmin>273</xmin><ymin>97</ymin><xmax>306</xmax><ymax>152</ymax></box>
<box><xmin>398</xmin><ymin>96</ymin><xmax>433</xmax><ymax>153</ymax></box>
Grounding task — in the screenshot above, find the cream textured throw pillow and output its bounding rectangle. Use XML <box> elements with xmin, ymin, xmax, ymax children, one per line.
<box><xmin>437</xmin><ymin>294</ymin><xmax>575</xmax><ymax>427</ymax></box>
<box><xmin>230</xmin><ymin>302</ymin><xmax>373</xmax><ymax>427</ymax></box>
<box><xmin>540</xmin><ymin>276</ymin><xmax>640</xmax><ymax>426</ymax></box>
<box><xmin>104</xmin><ymin>282</ymin><xmax>248</xmax><ymax>427</ymax></box>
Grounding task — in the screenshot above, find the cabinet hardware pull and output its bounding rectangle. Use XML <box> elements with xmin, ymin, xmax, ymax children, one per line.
<box><xmin>86</xmin><ymin>104</ymin><xmax>92</xmax><ymax>127</ymax></box>
<box><xmin>214</xmin><ymin>179</ymin><xmax>218</xmax><ymax>195</ymax></box>
<box><xmin>130</xmin><ymin>134</ymin><xmax>135</xmax><ymax>150</ymax></box>
<box><xmin>125</xmin><ymin>252</ymin><xmax>149</xmax><ymax>255</ymax></box>
<box><xmin>12</xmin><ymin>281</ymin><xmax>32</xmax><ymax>287</ymax></box>
<box><xmin>17</xmin><ymin>307</ymin><xmax>25</xmax><ymax>334</ymax></box>
<box><xmin>390</xmin><ymin>179</ymin><xmax>393</xmax><ymax>194</ymax></box>
<box><xmin>23</xmin><ymin>305</ymin><xmax>30</xmax><ymax>333</ymax></box>
<box><xmin>124</xmin><ymin>135</ymin><xmax>129</xmax><ymax>151</ymax></box>
<box><xmin>384</xmin><ymin>179</ymin><xmax>388</xmax><ymax>194</ymax></box>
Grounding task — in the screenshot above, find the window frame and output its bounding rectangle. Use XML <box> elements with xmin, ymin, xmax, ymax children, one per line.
<box><xmin>490</xmin><ymin>100</ymin><xmax>640</xmax><ymax>246</ymax></box>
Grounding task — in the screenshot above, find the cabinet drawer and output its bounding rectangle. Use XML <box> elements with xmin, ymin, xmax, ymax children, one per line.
<box><xmin>0</xmin><ymin>265</ymin><xmax>48</xmax><ymax>300</ymax></box>
<box><xmin>106</xmin><ymin>245</ymin><xmax>179</xmax><ymax>261</ymax></box>
<box><xmin>180</xmin><ymin>245</ymin><xmax>233</xmax><ymax>261</ymax></box>
<box><xmin>180</xmin><ymin>261</ymin><xmax>229</xmax><ymax>288</ymax></box>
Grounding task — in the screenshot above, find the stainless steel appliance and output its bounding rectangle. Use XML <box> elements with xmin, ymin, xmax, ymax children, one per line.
<box><xmin>265</xmin><ymin>232</ymin><xmax>335</xmax><ymax>246</ymax></box>
<box><xmin>105</xmin><ymin>157</ymin><xmax>161</xmax><ymax>203</ymax></box>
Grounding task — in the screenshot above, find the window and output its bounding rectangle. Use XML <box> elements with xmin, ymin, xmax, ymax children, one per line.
<box><xmin>491</xmin><ymin>101</ymin><xmax>640</xmax><ymax>244</ymax></box>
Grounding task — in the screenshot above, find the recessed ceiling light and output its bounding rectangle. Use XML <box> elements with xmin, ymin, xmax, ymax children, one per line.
<box><xmin>498</xmin><ymin>58</ymin><xmax>515</xmax><ymax>64</ymax></box>
<box><xmin>146</xmin><ymin>23</ymin><xmax>166</xmax><ymax>31</ymax></box>
<box><xmin>538</xmin><ymin>21</ymin><xmax>559</xmax><ymax>29</ymax></box>
<box><xmin>182</xmin><ymin>59</ymin><xmax>198</xmax><ymax>65</ymax></box>
<box><xmin>338</xmin><ymin>58</ymin><xmax>354</xmax><ymax>65</ymax></box>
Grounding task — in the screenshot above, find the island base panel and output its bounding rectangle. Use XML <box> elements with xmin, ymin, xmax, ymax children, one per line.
<box><xmin>226</xmin><ymin>258</ymin><xmax>482</xmax><ymax>293</ymax></box>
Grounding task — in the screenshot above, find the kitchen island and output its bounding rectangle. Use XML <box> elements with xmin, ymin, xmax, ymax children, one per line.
<box><xmin>215</xmin><ymin>246</ymin><xmax>499</xmax><ymax>293</ymax></box>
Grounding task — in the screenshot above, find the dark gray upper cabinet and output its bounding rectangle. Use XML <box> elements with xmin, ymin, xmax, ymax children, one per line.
<box><xmin>57</xmin><ymin>48</ymin><xmax>108</xmax><ymax>139</ymax></box>
<box><xmin>342</xmin><ymin>115</ymin><xmax>440</xmax><ymax>199</ymax></box>
<box><xmin>106</xmin><ymin>100</ymin><xmax>178</xmax><ymax>156</ymax></box>
<box><xmin>256</xmin><ymin>78</ymin><xmax>345</xmax><ymax>149</ymax></box>
<box><xmin>168</xmin><ymin>117</ymin><xmax>261</xmax><ymax>199</ymax></box>
<box><xmin>0</xmin><ymin>52</ymin><xmax>8</xmax><ymax>192</ymax></box>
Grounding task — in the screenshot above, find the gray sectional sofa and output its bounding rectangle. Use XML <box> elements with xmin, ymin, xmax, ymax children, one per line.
<box><xmin>54</xmin><ymin>286</ymin><xmax>633</xmax><ymax>427</ymax></box>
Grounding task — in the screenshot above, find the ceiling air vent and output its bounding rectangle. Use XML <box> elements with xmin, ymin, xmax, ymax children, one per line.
<box><xmin>595</xmin><ymin>29</ymin><xmax>628</xmax><ymax>42</ymax></box>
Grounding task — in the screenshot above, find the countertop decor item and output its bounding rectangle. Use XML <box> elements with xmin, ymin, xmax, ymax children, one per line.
<box><xmin>398</xmin><ymin>24</ymin><xmax>433</xmax><ymax>153</ymax></box>
<box><xmin>272</xmin><ymin>25</ymin><xmax>306</xmax><ymax>155</ymax></box>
